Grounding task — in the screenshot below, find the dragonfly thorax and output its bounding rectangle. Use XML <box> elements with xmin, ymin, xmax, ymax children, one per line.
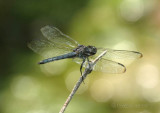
<box><xmin>73</xmin><ymin>45</ymin><xmax>97</xmax><ymax>58</ymax></box>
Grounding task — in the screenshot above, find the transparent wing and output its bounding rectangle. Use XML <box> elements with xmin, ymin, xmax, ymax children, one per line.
<box><xmin>28</xmin><ymin>37</ymin><xmax>72</xmax><ymax>58</ymax></box>
<box><xmin>40</xmin><ymin>25</ymin><xmax>79</xmax><ymax>49</ymax></box>
<box><xmin>28</xmin><ymin>25</ymin><xmax>80</xmax><ymax>58</ymax></box>
<box><xmin>72</xmin><ymin>58</ymin><xmax>126</xmax><ymax>74</ymax></box>
<box><xmin>72</xmin><ymin>58</ymin><xmax>85</xmax><ymax>65</ymax></box>
<box><xmin>93</xmin><ymin>48</ymin><xmax>143</xmax><ymax>65</ymax></box>
<box><xmin>93</xmin><ymin>58</ymin><xmax>126</xmax><ymax>73</ymax></box>
<box><xmin>96</xmin><ymin>48</ymin><xmax>143</xmax><ymax>60</ymax></box>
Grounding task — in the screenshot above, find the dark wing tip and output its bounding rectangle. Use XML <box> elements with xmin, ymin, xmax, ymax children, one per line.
<box><xmin>38</xmin><ymin>61</ymin><xmax>44</xmax><ymax>64</ymax></box>
<box><xmin>139</xmin><ymin>53</ymin><xmax>143</xmax><ymax>58</ymax></box>
<box><xmin>123</xmin><ymin>67</ymin><xmax>126</xmax><ymax>73</ymax></box>
<box><xmin>133</xmin><ymin>51</ymin><xmax>143</xmax><ymax>58</ymax></box>
<box><xmin>118</xmin><ymin>63</ymin><xmax>126</xmax><ymax>73</ymax></box>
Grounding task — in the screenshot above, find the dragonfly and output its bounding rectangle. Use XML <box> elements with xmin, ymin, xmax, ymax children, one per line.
<box><xmin>28</xmin><ymin>25</ymin><xmax>143</xmax><ymax>75</ymax></box>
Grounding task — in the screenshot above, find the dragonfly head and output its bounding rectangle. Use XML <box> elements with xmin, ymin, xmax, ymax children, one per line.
<box><xmin>84</xmin><ymin>46</ymin><xmax>97</xmax><ymax>56</ymax></box>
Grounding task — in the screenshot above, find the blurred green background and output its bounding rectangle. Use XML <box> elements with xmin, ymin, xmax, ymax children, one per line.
<box><xmin>1</xmin><ymin>0</ymin><xmax>160</xmax><ymax>113</ymax></box>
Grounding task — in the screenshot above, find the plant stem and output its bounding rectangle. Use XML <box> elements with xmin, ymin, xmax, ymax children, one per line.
<box><xmin>59</xmin><ymin>50</ymin><xmax>107</xmax><ymax>113</ymax></box>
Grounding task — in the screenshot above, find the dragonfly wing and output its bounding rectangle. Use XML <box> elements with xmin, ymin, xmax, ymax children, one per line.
<box><xmin>28</xmin><ymin>37</ymin><xmax>72</xmax><ymax>58</ymax></box>
<box><xmin>93</xmin><ymin>48</ymin><xmax>143</xmax><ymax>65</ymax></box>
<box><xmin>72</xmin><ymin>57</ymin><xmax>87</xmax><ymax>65</ymax></box>
<box><xmin>72</xmin><ymin>57</ymin><xmax>126</xmax><ymax>74</ymax></box>
<box><xmin>93</xmin><ymin>58</ymin><xmax>126</xmax><ymax>74</ymax></box>
<box><xmin>96</xmin><ymin>48</ymin><xmax>143</xmax><ymax>59</ymax></box>
<box><xmin>41</xmin><ymin>25</ymin><xmax>79</xmax><ymax>49</ymax></box>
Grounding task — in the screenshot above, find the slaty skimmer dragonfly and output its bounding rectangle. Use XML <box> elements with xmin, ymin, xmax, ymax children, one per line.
<box><xmin>28</xmin><ymin>25</ymin><xmax>143</xmax><ymax>74</ymax></box>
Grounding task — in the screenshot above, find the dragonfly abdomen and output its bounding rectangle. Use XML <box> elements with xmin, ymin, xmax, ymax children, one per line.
<box><xmin>38</xmin><ymin>52</ymin><xmax>77</xmax><ymax>64</ymax></box>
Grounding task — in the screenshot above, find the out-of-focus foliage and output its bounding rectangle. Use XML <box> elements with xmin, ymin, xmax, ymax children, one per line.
<box><xmin>0</xmin><ymin>0</ymin><xmax>160</xmax><ymax>113</ymax></box>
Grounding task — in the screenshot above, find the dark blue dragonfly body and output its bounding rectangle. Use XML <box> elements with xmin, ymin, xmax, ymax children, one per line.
<box><xmin>38</xmin><ymin>44</ymin><xmax>97</xmax><ymax>65</ymax></box>
<box><xmin>28</xmin><ymin>25</ymin><xmax>142</xmax><ymax>74</ymax></box>
<box><xmin>38</xmin><ymin>52</ymin><xmax>77</xmax><ymax>64</ymax></box>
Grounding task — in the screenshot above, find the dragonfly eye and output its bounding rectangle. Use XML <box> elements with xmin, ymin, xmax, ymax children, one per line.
<box><xmin>92</xmin><ymin>47</ymin><xmax>97</xmax><ymax>55</ymax></box>
<box><xmin>86</xmin><ymin>46</ymin><xmax>97</xmax><ymax>55</ymax></box>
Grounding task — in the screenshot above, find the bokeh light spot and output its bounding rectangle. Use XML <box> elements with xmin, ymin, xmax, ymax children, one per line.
<box><xmin>113</xmin><ymin>40</ymin><xmax>136</xmax><ymax>50</ymax></box>
<box><xmin>90</xmin><ymin>79</ymin><xmax>114</xmax><ymax>102</ymax></box>
<box><xmin>142</xmin><ymin>85</ymin><xmax>160</xmax><ymax>102</ymax></box>
<box><xmin>11</xmin><ymin>75</ymin><xmax>40</xmax><ymax>100</ymax></box>
<box><xmin>136</xmin><ymin>64</ymin><xmax>160</xmax><ymax>102</ymax></box>
<box><xmin>136</xmin><ymin>64</ymin><xmax>159</xmax><ymax>88</ymax></box>
<box><xmin>120</xmin><ymin>0</ymin><xmax>144</xmax><ymax>22</ymax></box>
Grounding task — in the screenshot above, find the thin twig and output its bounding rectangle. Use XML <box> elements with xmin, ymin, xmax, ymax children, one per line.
<box><xmin>59</xmin><ymin>50</ymin><xmax>107</xmax><ymax>113</ymax></box>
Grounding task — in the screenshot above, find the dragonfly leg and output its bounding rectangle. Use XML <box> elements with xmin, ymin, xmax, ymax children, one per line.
<box><xmin>87</xmin><ymin>57</ymin><xmax>90</xmax><ymax>63</ymax></box>
<box><xmin>80</xmin><ymin>58</ymin><xmax>86</xmax><ymax>83</ymax></box>
<box><xmin>80</xmin><ymin>58</ymin><xmax>86</xmax><ymax>75</ymax></box>
<box><xmin>86</xmin><ymin>57</ymin><xmax>92</xmax><ymax>74</ymax></box>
